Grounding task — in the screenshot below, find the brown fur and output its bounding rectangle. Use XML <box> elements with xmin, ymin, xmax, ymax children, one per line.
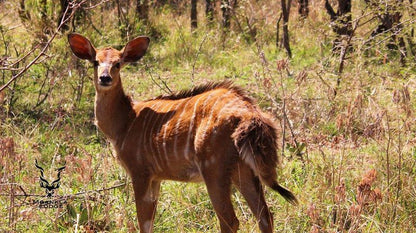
<box><xmin>153</xmin><ymin>80</ymin><xmax>254</xmax><ymax>104</ymax></box>
<box><xmin>68</xmin><ymin>33</ymin><xmax>297</xmax><ymax>233</ymax></box>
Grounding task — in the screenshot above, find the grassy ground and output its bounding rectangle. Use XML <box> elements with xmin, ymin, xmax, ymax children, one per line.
<box><xmin>1</xmin><ymin>0</ymin><xmax>416</xmax><ymax>232</ymax></box>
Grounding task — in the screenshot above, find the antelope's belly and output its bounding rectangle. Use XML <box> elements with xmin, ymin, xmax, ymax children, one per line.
<box><xmin>156</xmin><ymin>163</ymin><xmax>203</xmax><ymax>183</ymax></box>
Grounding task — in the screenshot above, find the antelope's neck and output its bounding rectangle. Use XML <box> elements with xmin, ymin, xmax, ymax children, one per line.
<box><xmin>94</xmin><ymin>85</ymin><xmax>135</xmax><ymax>146</ymax></box>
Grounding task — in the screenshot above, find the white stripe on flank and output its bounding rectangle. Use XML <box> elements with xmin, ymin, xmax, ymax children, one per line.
<box><xmin>121</xmin><ymin>118</ymin><xmax>137</xmax><ymax>151</ymax></box>
<box><xmin>145</xmin><ymin>102</ymin><xmax>164</xmax><ymax>172</ymax></box>
<box><xmin>173</xmin><ymin>99</ymin><xmax>192</xmax><ymax>159</ymax></box>
<box><xmin>200</xmin><ymin>91</ymin><xmax>217</xmax><ymax>117</ymax></box>
<box><xmin>184</xmin><ymin>95</ymin><xmax>204</xmax><ymax>159</ymax></box>
<box><xmin>135</xmin><ymin>102</ymin><xmax>158</xmax><ymax>157</ymax></box>
<box><xmin>162</xmin><ymin>99</ymin><xmax>185</xmax><ymax>160</ymax></box>
<box><xmin>213</xmin><ymin>97</ymin><xmax>241</xmax><ymax>125</ymax></box>
<box><xmin>154</xmin><ymin>102</ymin><xmax>175</xmax><ymax>166</ymax></box>
<box><xmin>196</xmin><ymin>90</ymin><xmax>232</xmax><ymax>149</ymax></box>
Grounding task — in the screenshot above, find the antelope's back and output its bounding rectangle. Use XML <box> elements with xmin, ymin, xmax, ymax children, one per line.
<box><xmin>126</xmin><ymin>82</ymin><xmax>265</xmax><ymax>176</ymax></box>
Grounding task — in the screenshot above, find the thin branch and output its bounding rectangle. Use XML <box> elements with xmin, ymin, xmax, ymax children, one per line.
<box><xmin>191</xmin><ymin>32</ymin><xmax>209</xmax><ymax>85</ymax></box>
<box><xmin>0</xmin><ymin>45</ymin><xmax>39</xmax><ymax>70</ymax></box>
<box><xmin>0</xmin><ymin>0</ymin><xmax>87</xmax><ymax>93</ymax></box>
<box><xmin>145</xmin><ymin>64</ymin><xmax>172</xmax><ymax>94</ymax></box>
<box><xmin>83</xmin><ymin>0</ymin><xmax>110</xmax><ymax>10</ymax></box>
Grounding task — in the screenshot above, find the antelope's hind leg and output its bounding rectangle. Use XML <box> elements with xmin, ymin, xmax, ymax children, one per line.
<box><xmin>232</xmin><ymin>162</ymin><xmax>274</xmax><ymax>233</ymax></box>
<box><xmin>132</xmin><ymin>177</ymin><xmax>161</xmax><ymax>233</ymax></box>
<box><xmin>201</xmin><ymin>159</ymin><xmax>239</xmax><ymax>233</ymax></box>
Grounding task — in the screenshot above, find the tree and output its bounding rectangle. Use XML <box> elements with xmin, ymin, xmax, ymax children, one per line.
<box><xmin>281</xmin><ymin>0</ymin><xmax>292</xmax><ymax>58</ymax></box>
<box><xmin>136</xmin><ymin>0</ymin><xmax>149</xmax><ymax>22</ymax></box>
<box><xmin>365</xmin><ymin>0</ymin><xmax>407</xmax><ymax>63</ymax></box>
<box><xmin>206</xmin><ymin>0</ymin><xmax>215</xmax><ymax>22</ymax></box>
<box><xmin>325</xmin><ymin>0</ymin><xmax>353</xmax><ymax>51</ymax></box>
<box><xmin>221</xmin><ymin>0</ymin><xmax>237</xmax><ymax>29</ymax></box>
<box><xmin>298</xmin><ymin>0</ymin><xmax>309</xmax><ymax>18</ymax></box>
<box><xmin>191</xmin><ymin>0</ymin><xmax>198</xmax><ymax>30</ymax></box>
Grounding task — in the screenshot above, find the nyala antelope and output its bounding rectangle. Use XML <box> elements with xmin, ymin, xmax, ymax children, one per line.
<box><xmin>68</xmin><ymin>33</ymin><xmax>297</xmax><ymax>233</ymax></box>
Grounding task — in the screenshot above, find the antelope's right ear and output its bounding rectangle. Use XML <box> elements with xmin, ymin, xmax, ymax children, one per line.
<box><xmin>68</xmin><ymin>33</ymin><xmax>96</xmax><ymax>61</ymax></box>
<box><xmin>121</xmin><ymin>36</ymin><xmax>150</xmax><ymax>63</ymax></box>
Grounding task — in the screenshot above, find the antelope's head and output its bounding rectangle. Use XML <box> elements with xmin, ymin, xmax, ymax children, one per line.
<box><xmin>68</xmin><ymin>33</ymin><xmax>150</xmax><ymax>92</ymax></box>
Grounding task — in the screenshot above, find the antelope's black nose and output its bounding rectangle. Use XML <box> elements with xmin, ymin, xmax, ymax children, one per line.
<box><xmin>99</xmin><ymin>75</ymin><xmax>112</xmax><ymax>86</ymax></box>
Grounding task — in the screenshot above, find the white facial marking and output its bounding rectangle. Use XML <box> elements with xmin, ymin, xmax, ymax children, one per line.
<box><xmin>99</xmin><ymin>62</ymin><xmax>111</xmax><ymax>68</ymax></box>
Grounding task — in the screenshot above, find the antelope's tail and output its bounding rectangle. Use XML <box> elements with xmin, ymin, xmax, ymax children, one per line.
<box><xmin>232</xmin><ymin>112</ymin><xmax>298</xmax><ymax>205</ymax></box>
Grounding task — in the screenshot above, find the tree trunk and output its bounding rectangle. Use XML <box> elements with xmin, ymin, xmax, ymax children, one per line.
<box><xmin>136</xmin><ymin>0</ymin><xmax>149</xmax><ymax>22</ymax></box>
<box><xmin>191</xmin><ymin>0</ymin><xmax>198</xmax><ymax>30</ymax></box>
<box><xmin>281</xmin><ymin>0</ymin><xmax>292</xmax><ymax>58</ymax></box>
<box><xmin>298</xmin><ymin>0</ymin><xmax>309</xmax><ymax>18</ymax></box>
<box><xmin>366</xmin><ymin>0</ymin><xmax>406</xmax><ymax>64</ymax></box>
<box><xmin>276</xmin><ymin>13</ymin><xmax>282</xmax><ymax>48</ymax></box>
<box><xmin>206</xmin><ymin>0</ymin><xmax>214</xmax><ymax>22</ymax></box>
<box><xmin>221</xmin><ymin>0</ymin><xmax>231</xmax><ymax>28</ymax></box>
<box><xmin>324</xmin><ymin>0</ymin><xmax>352</xmax><ymax>51</ymax></box>
<box><xmin>221</xmin><ymin>0</ymin><xmax>237</xmax><ymax>29</ymax></box>
<box><xmin>58</xmin><ymin>0</ymin><xmax>71</xmax><ymax>31</ymax></box>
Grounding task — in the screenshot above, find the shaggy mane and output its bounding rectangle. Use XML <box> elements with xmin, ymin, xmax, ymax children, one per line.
<box><xmin>153</xmin><ymin>80</ymin><xmax>253</xmax><ymax>103</ymax></box>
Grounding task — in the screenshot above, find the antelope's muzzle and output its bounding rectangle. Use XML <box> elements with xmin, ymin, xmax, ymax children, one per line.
<box><xmin>99</xmin><ymin>75</ymin><xmax>112</xmax><ymax>86</ymax></box>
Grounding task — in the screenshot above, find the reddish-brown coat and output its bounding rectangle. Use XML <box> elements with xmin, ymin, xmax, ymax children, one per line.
<box><xmin>68</xmin><ymin>33</ymin><xmax>297</xmax><ymax>233</ymax></box>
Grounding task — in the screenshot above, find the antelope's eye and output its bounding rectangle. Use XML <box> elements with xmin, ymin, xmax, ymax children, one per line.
<box><xmin>114</xmin><ymin>62</ymin><xmax>121</xmax><ymax>69</ymax></box>
<box><xmin>93</xmin><ymin>61</ymin><xmax>99</xmax><ymax>67</ymax></box>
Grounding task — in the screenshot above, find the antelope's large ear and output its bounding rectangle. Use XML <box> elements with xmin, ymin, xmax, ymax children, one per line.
<box><xmin>68</xmin><ymin>33</ymin><xmax>96</xmax><ymax>61</ymax></box>
<box><xmin>121</xmin><ymin>36</ymin><xmax>150</xmax><ymax>63</ymax></box>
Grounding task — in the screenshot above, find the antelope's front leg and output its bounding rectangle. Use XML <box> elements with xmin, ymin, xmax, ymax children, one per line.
<box><xmin>132</xmin><ymin>177</ymin><xmax>161</xmax><ymax>233</ymax></box>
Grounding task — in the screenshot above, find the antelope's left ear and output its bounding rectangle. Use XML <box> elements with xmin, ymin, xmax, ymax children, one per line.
<box><xmin>121</xmin><ymin>36</ymin><xmax>150</xmax><ymax>63</ymax></box>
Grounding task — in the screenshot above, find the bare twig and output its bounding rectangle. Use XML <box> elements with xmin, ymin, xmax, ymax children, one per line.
<box><xmin>0</xmin><ymin>0</ymin><xmax>86</xmax><ymax>93</ymax></box>
<box><xmin>145</xmin><ymin>64</ymin><xmax>172</xmax><ymax>94</ymax></box>
<box><xmin>334</xmin><ymin>12</ymin><xmax>362</xmax><ymax>97</ymax></box>
<box><xmin>0</xmin><ymin>45</ymin><xmax>39</xmax><ymax>71</ymax></box>
<box><xmin>385</xmin><ymin>113</ymin><xmax>391</xmax><ymax>202</ymax></box>
<box><xmin>191</xmin><ymin>32</ymin><xmax>209</xmax><ymax>85</ymax></box>
<box><xmin>83</xmin><ymin>0</ymin><xmax>110</xmax><ymax>10</ymax></box>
